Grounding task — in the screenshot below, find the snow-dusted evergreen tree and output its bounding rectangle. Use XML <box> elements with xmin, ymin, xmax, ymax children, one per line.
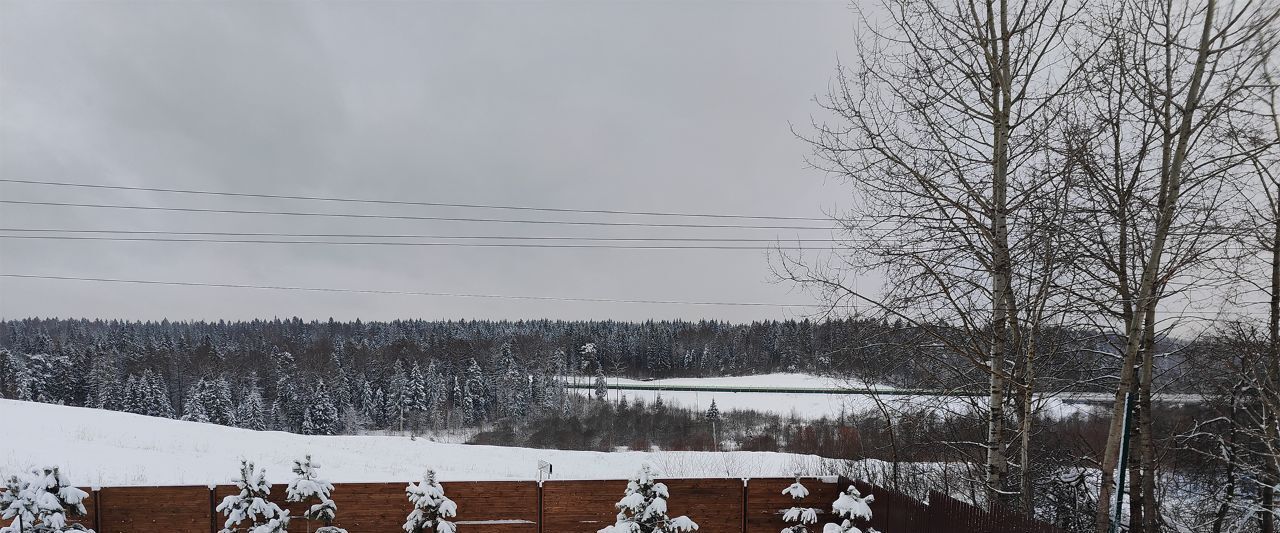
<box><xmin>0</xmin><ymin>465</ymin><xmax>93</xmax><ymax>533</ymax></box>
<box><xmin>182</xmin><ymin>380</ymin><xmax>210</xmax><ymax>423</ymax></box>
<box><xmin>388</xmin><ymin>360</ymin><xmax>409</xmax><ymax>429</ymax></box>
<box><xmin>204</xmin><ymin>377</ymin><xmax>235</xmax><ymax>426</ymax></box>
<box><xmin>184</xmin><ymin>377</ymin><xmax>234</xmax><ymax>425</ymax></box>
<box><xmin>594</xmin><ymin>368</ymin><xmax>608</xmax><ymax>401</ymax></box>
<box><xmin>704</xmin><ymin>400</ymin><xmax>720</xmax><ymax>450</ymax></box>
<box><xmin>236</xmin><ymin>382</ymin><xmax>267</xmax><ymax>431</ymax></box>
<box><xmin>216</xmin><ymin>460</ymin><xmax>289</xmax><ymax>533</ymax></box>
<box><xmin>403</xmin><ymin>469</ymin><xmax>457</xmax><ymax>533</ymax></box>
<box><xmin>407</xmin><ymin>363</ymin><xmax>428</xmax><ymax>414</ymax></box>
<box><xmin>85</xmin><ymin>359</ymin><xmax>123</xmax><ymax>410</ymax></box>
<box><xmin>285</xmin><ymin>455</ymin><xmax>346</xmax><ymax>533</ymax></box>
<box><xmin>462</xmin><ymin>359</ymin><xmax>486</xmax><ymax>424</ymax></box>
<box><xmin>426</xmin><ymin>363</ymin><xmax>447</xmax><ymax>428</ymax></box>
<box><xmin>0</xmin><ymin>349</ymin><xmax>20</xmax><ymax>399</ymax></box>
<box><xmin>780</xmin><ymin>477</ymin><xmax>819</xmax><ymax>533</ymax></box>
<box><xmin>821</xmin><ymin>486</ymin><xmax>876</xmax><ymax>533</ymax></box>
<box><xmin>598</xmin><ymin>464</ymin><xmax>698</xmax><ymax>533</ymax></box>
<box><xmin>270</xmin><ymin>351</ymin><xmax>303</xmax><ymax>432</ymax></box>
<box><xmin>302</xmin><ymin>381</ymin><xmax>340</xmax><ymax>435</ymax></box>
<box><xmin>18</xmin><ymin>354</ymin><xmax>76</xmax><ymax>405</ymax></box>
<box><xmin>141</xmin><ymin>370</ymin><xmax>174</xmax><ymax>418</ymax></box>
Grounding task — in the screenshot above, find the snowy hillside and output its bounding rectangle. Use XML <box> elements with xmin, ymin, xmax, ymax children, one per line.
<box><xmin>0</xmin><ymin>399</ymin><xmax>831</xmax><ymax>487</ymax></box>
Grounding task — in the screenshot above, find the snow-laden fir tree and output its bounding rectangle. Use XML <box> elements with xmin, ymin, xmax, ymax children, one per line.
<box><xmin>142</xmin><ymin>370</ymin><xmax>175</xmax><ymax>418</ymax></box>
<box><xmin>462</xmin><ymin>359</ymin><xmax>486</xmax><ymax>424</ymax></box>
<box><xmin>780</xmin><ymin>476</ymin><xmax>819</xmax><ymax>533</ymax></box>
<box><xmin>285</xmin><ymin>455</ymin><xmax>346</xmax><ymax>533</ymax></box>
<box><xmin>594</xmin><ymin>367</ymin><xmax>608</xmax><ymax>401</ymax></box>
<box><xmin>181</xmin><ymin>382</ymin><xmax>210</xmax><ymax>423</ymax></box>
<box><xmin>704</xmin><ymin>400</ymin><xmax>720</xmax><ymax>450</ymax></box>
<box><xmin>403</xmin><ymin>469</ymin><xmax>457</xmax><ymax>533</ymax></box>
<box><xmin>236</xmin><ymin>381</ymin><xmax>267</xmax><ymax>431</ymax></box>
<box><xmin>302</xmin><ymin>381</ymin><xmax>340</xmax><ymax>436</ymax></box>
<box><xmin>821</xmin><ymin>486</ymin><xmax>877</xmax><ymax>533</ymax></box>
<box><xmin>598</xmin><ymin>464</ymin><xmax>698</xmax><ymax>533</ymax></box>
<box><xmin>0</xmin><ymin>465</ymin><xmax>93</xmax><ymax>533</ymax></box>
<box><xmin>216</xmin><ymin>460</ymin><xmax>289</xmax><ymax>533</ymax></box>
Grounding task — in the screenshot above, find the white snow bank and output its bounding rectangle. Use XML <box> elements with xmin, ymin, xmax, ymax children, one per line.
<box><xmin>0</xmin><ymin>400</ymin><xmax>830</xmax><ymax>487</ymax></box>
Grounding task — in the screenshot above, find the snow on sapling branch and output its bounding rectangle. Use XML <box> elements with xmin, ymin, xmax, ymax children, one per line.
<box><xmin>822</xmin><ymin>485</ymin><xmax>878</xmax><ymax>533</ymax></box>
<box><xmin>0</xmin><ymin>465</ymin><xmax>94</xmax><ymax>533</ymax></box>
<box><xmin>403</xmin><ymin>469</ymin><xmax>457</xmax><ymax>533</ymax></box>
<box><xmin>598</xmin><ymin>464</ymin><xmax>698</xmax><ymax>533</ymax></box>
<box><xmin>780</xmin><ymin>476</ymin><xmax>819</xmax><ymax>533</ymax></box>
<box><xmin>216</xmin><ymin>460</ymin><xmax>290</xmax><ymax>533</ymax></box>
<box><xmin>285</xmin><ymin>455</ymin><xmax>347</xmax><ymax>533</ymax></box>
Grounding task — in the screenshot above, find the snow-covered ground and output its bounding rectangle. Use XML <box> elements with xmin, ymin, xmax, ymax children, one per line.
<box><xmin>567</xmin><ymin>373</ymin><xmax>1101</xmax><ymax>420</ymax></box>
<box><xmin>0</xmin><ymin>400</ymin><xmax>832</xmax><ymax>487</ymax></box>
<box><xmin>578</xmin><ymin>373</ymin><xmax>878</xmax><ymax>391</ymax></box>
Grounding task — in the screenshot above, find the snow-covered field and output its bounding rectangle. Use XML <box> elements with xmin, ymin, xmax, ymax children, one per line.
<box><xmin>0</xmin><ymin>400</ymin><xmax>832</xmax><ymax>487</ymax></box>
<box><xmin>568</xmin><ymin>373</ymin><xmax>1101</xmax><ymax>420</ymax></box>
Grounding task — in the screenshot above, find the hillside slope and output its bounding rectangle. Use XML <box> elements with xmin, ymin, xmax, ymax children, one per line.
<box><xmin>1</xmin><ymin>399</ymin><xmax>829</xmax><ymax>487</ymax></box>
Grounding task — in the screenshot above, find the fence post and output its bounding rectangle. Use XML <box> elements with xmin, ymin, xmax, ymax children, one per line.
<box><xmin>92</xmin><ymin>487</ymin><xmax>100</xmax><ymax>532</ymax></box>
<box><xmin>740</xmin><ymin>478</ymin><xmax>748</xmax><ymax>533</ymax></box>
<box><xmin>209</xmin><ymin>484</ymin><xmax>217</xmax><ymax>533</ymax></box>
<box><xmin>537</xmin><ymin>480</ymin><xmax>544</xmax><ymax>533</ymax></box>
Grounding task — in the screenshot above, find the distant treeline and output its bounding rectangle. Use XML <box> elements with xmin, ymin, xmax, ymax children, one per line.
<box><xmin>0</xmin><ymin>317</ymin><xmax>1179</xmax><ymax>434</ymax></box>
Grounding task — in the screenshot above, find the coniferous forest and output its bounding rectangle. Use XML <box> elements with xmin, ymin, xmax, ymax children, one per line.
<box><xmin>1</xmin><ymin>316</ymin><xmax>1174</xmax><ymax>438</ymax></box>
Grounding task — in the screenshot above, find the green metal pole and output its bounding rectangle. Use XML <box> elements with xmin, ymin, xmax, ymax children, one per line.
<box><xmin>1110</xmin><ymin>391</ymin><xmax>1134</xmax><ymax>533</ymax></box>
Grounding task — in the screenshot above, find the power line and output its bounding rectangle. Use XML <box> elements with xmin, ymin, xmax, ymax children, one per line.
<box><xmin>0</xmin><ymin>228</ymin><xmax>845</xmax><ymax>243</ymax></box>
<box><xmin>0</xmin><ymin>178</ymin><xmax>831</xmax><ymax>222</ymax></box>
<box><xmin>0</xmin><ymin>274</ymin><xmax>827</xmax><ymax>308</ymax></box>
<box><xmin>0</xmin><ymin>234</ymin><xmax>847</xmax><ymax>250</ymax></box>
<box><xmin>0</xmin><ymin>200</ymin><xmax>840</xmax><ymax>231</ymax></box>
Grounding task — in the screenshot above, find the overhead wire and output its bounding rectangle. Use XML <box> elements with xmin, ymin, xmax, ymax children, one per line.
<box><xmin>0</xmin><ymin>200</ymin><xmax>841</xmax><ymax>231</ymax></box>
<box><xmin>0</xmin><ymin>178</ymin><xmax>832</xmax><ymax>222</ymax></box>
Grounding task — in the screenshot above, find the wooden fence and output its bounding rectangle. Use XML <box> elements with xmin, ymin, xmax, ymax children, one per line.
<box><xmin>56</xmin><ymin>477</ymin><xmax>1061</xmax><ymax>533</ymax></box>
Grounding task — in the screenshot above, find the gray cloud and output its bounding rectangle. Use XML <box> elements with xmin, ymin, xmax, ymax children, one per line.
<box><xmin>0</xmin><ymin>0</ymin><xmax>857</xmax><ymax>322</ymax></box>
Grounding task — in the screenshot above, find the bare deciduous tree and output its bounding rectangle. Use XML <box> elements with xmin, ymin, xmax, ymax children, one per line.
<box><xmin>785</xmin><ymin>0</ymin><xmax>1087</xmax><ymax>512</ymax></box>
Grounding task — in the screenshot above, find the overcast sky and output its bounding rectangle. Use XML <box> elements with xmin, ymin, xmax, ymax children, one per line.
<box><xmin>0</xmin><ymin>0</ymin><xmax>863</xmax><ymax>322</ymax></box>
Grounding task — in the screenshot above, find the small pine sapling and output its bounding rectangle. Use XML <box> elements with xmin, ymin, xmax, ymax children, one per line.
<box><xmin>216</xmin><ymin>460</ymin><xmax>290</xmax><ymax>533</ymax></box>
<box><xmin>822</xmin><ymin>485</ymin><xmax>878</xmax><ymax>533</ymax></box>
<box><xmin>403</xmin><ymin>469</ymin><xmax>457</xmax><ymax>533</ymax></box>
<box><xmin>598</xmin><ymin>464</ymin><xmax>698</xmax><ymax>533</ymax></box>
<box><xmin>780</xmin><ymin>476</ymin><xmax>819</xmax><ymax>533</ymax></box>
<box><xmin>0</xmin><ymin>465</ymin><xmax>94</xmax><ymax>533</ymax></box>
<box><xmin>285</xmin><ymin>455</ymin><xmax>347</xmax><ymax>533</ymax></box>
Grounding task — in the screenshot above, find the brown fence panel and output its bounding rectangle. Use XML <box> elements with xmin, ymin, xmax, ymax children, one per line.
<box><xmin>850</xmin><ymin>480</ymin><xmax>927</xmax><ymax>533</ymax></box>
<box><xmin>443</xmin><ymin>481</ymin><xmax>539</xmax><ymax>533</ymax></box>
<box><xmin>318</xmin><ymin>482</ymin><xmax>408</xmax><ymax>532</ymax></box>
<box><xmin>662</xmin><ymin>478</ymin><xmax>744</xmax><ymax>533</ymax></box>
<box><xmin>98</xmin><ymin>485</ymin><xmax>212</xmax><ymax>533</ymax></box>
<box><xmin>744</xmin><ymin>477</ymin><xmax>841</xmax><ymax>533</ymax></box>
<box><xmin>543</xmin><ymin>478</ymin><xmax>740</xmax><ymax>533</ymax></box>
<box><xmin>542</xmin><ymin>479</ymin><xmax>629</xmax><ymax>533</ymax></box>
<box><xmin>214</xmin><ymin>480</ymin><xmax>538</xmax><ymax>533</ymax></box>
<box><xmin>926</xmin><ymin>490</ymin><xmax>1064</xmax><ymax>533</ymax></box>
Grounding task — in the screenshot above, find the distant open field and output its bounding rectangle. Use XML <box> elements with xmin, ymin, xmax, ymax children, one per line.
<box><xmin>564</xmin><ymin>373</ymin><xmax>1200</xmax><ymax>419</ymax></box>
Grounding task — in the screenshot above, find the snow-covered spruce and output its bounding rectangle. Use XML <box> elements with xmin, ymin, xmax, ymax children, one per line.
<box><xmin>0</xmin><ymin>465</ymin><xmax>93</xmax><ymax>533</ymax></box>
<box><xmin>780</xmin><ymin>476</ymin><xmax>819</xmax><ymax>533</ymax></box>
<box><xmin>216</xmin><ymin>460</ymin><xmax>289</xmax><ymax>533</ymax></box>
<box><xmin>821</xmin><ymin>485</ymin><xmax>877</xmax><ymax>533</ymax></box>
<box><xmin>403</xmin><ymin>469</ymin><xmax>457</xmax><ymax>533</ymax></box>
<box><xmin>598</xmin><ymin>464</ymin><xmax>698</xmax><ymax>533</ymax></box>
<box><xmin>285</xmin><ymin>455</ymin><xmax>346</xmax><ymax>533</ymax></box>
